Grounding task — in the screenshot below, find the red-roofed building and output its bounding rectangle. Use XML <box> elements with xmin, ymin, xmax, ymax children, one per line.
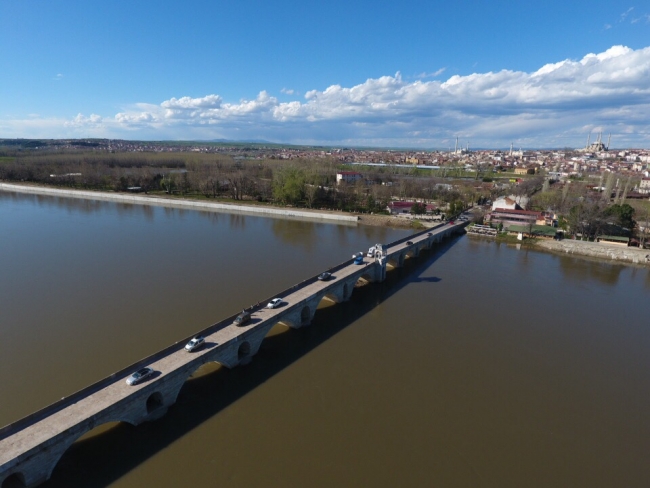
<box><xmin>387</xmin><ymin>201</ymin><xmax>437</xmax><ymax>215</ymax></box>
<box><xmin>486</xmin><ymin>208</ymin><xmax>546</xmax><ymax>227</ymax></box>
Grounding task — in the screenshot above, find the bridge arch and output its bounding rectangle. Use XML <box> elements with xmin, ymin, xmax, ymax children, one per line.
<box><xmin>175</xmin><ymin>359</ymin><xmax>228</xmax><ymax>401</ymax></box>
<box><xmin>355</xmin><ymin>273</ymin><xmax>373</xmax><ymax>287</ymax></box>
<box><xmin>146</xmin><ymin>392</ymin><xmax>164</xmax><ymax>414</ymax></box>
<box><xmin>1</xmin><ymin>472</ymin><xmax>26</xmax><ymax>488</ymax></box>
<box><xmin>264</xmin><ymin>321</ymin><xmax>291</xmax><ymax>338</ymax></box>
<box><xmin>300</xmin><ymin>306</ymin><xmax>311</xmax><ymax>325</ymax></box>
<box><xmin>320</xmin><ymin>293</ymin><xmax>340</xmax><ymax>305</ymax></box>
<box><xmin>277</xmin><ymin>317</ymin><xmax>299</xmax><ymax>329</ymax></box>
<box><xmin>238</xmin><ymin>341</ymin><xmax>251</xmax><ymax>361</ymax></box>
<box><xmin>42</xmin><ymin>417</ymin><xmax>138</xmax><ymax>485</ymax></box>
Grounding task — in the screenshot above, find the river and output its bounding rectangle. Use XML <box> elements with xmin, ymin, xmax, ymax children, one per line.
<box><xmin>1</xmin><ymin>190</ymin><xmax>649</xmax><ymax>487</ymax></box>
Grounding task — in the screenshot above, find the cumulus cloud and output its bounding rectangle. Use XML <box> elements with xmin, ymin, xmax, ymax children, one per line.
<box><xmin>65</xmin><ymin>113</ymin><xmax>103</xmax><ymax>128</ymax></box>
<box><xmin>107</xmin><ymin>45</ymin><xmax>650</xmax><ymax>146</ymax></box>
<box><xmin>12</xmin><ymin>45</ymin><xmax>650</xmax><ymax>147</ymax></box>
<box><xmin>161</xmin><ymin>94</ymin><xmax>222</xmax><ymax>110</ymax></box>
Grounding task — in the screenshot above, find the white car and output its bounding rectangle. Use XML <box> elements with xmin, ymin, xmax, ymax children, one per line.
<box><xmin>126</xmin><ymin>367</ymin><xmax>155</xmax><ymax>386</ymax></box>
<box><xmin>267</xmin><ymin>298</ymin><xmax>283</xmax><ymax>309</ymax></box>
<box><xmin>185</xmin><ymin>335</ymin><xmax>205</xmax><ymax>352</ymax></box>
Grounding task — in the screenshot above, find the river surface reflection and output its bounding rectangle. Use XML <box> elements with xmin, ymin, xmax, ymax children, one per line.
<box><xmin>1</xmin><ymin>191</ymin><xmax>650</xmax><ymax>487</ymax></box>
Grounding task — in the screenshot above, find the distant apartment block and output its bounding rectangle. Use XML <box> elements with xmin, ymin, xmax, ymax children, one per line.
<box><xmin>336</xmin><ymin>171</ymin><xmax>363</xmax><ymax>184</ymax></box>
<box><xmin>639</xmin><ymin>178</ymin><xmax>650</xmax><ymax>194</ymax></box>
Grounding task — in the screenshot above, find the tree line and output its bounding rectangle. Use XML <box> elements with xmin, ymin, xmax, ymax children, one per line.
<box><xmin>0</xmin><ymin>150</ymin><xmax>496</xmax><ymax>214</ymax></box>
<box><xmin>528</xmin><ymin>176</ymin><xmax>648</xmax><ymax>244</ymax></box>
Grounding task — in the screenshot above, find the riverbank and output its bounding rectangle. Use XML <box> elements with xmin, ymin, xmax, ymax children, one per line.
<box><xmin>533</xmin><ymin>238</ymin><xmax>650</xmax><ymax>266</ymax></box>
<box><xmin>0</xmin><ymin>183</ymin><xmax>364</xmax><ymax>224</ymax></box>
<box><xmin>0</xmin><ymin>182</ymin><xmax>433</xmax><ymax>230</ymax></box>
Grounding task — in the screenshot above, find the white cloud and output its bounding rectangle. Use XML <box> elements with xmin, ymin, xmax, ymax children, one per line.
<box><xmin>619</xmin><ymin>7</ymin><xmax>634</xmax><ymax>22</ymax></box>
<box><xmin>631</xmin><ymin>13</ymin><xmax>650</xmax><ymax>24</ymax></box>
<box><xmin>64</xmin><ymin>113</ymin><xmax>103</xmax><ymax>128</ymax></box>
<box><xmin>416</xmin><ymin>68</ymin><xmax>447</xmax><ymax>79</ymax></box>
<box><xmin>8</xmin><ymin>45</ymin><xmax>650</xmax><ymax>147</ymax></box>
<box><xmin>281</xmin><ymin>88</ymin><xmax>295</xmax><ymax>95</ymax></box>
<box><xmin>161</xmin><ymin>94</ymin><xmax>222</xmax><ymax>110</ymax></box>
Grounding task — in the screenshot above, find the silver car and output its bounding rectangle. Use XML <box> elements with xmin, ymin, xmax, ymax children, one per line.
<box><xmin>185</xmin><ymin>335</ymin><xmax>205</xmax><ymax>352</ymax></box>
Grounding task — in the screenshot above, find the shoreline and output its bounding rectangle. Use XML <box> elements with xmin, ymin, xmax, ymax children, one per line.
<box><xmin>467</xmin><ymin>233</ymin><xmax>650</xmax><ymax>268</ymax></box>
<box><xmin>0</xmin><ymin>182</ymin><xmax>421</xmax><ymax>229</ymax></box>
<box><xmin>0</xmin><ymin>183</ymin><xmax>362</xmax><ymax>224</ymax></box>
<box><xmin>532</xmin><ymin>238</ymin><xmax>650</xmax><ymax>267</ymax></box>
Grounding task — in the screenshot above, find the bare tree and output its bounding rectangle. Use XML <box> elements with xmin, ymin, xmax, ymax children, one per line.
<box><xmin>601</xmin><ymin>172</ymin><xmax>615</xmax><ymax>202</ymax></box>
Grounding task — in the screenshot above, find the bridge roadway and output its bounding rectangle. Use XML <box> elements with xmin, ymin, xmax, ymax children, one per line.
<box><xmin>0</xmin><ymin>221</ymin><xmax>465</xmax><ymax>487</ymax></box>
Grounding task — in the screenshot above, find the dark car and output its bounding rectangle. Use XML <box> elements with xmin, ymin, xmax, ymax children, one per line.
<box><xmin>126</xmin><ymin>367</ymin><xmax>155</xmax><ymax>386</ymax></box>
<box><xmin>234</xmin><ymin>310</ymin><xmax>251</xmax><ymax>326</ymax></box>
<box><xmin>406</xmin><ymin>240</ymin><xmax>413</xmax><ymax>245</ymax></box>
<box><xmin>318</xmin><ymin>272</ymin><xmax>332</xmax><ymax>281</ymax></box>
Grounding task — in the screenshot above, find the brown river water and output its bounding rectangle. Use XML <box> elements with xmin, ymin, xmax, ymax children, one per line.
<box><xmin>1</xmin><ymin>191</ymin><xmax>650</xmax><ymax>487</ymax></box>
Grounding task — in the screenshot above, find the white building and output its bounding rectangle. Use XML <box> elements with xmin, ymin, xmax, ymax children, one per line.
<box><xmin>639</xmin><ymin>178</ymin><xmax>650</xmax><ymax>195</ymax></box>
<box><xmin>336</xmin><ymin>171</ymin><xmax>363</xmax><ymax>184</ymax></box>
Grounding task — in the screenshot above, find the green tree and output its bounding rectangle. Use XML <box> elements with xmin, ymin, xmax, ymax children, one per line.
<box><xmin>273</xmin><ymin>166</ymin><xmax>306</xmax><ymax>204</ymax></box>
<box><xmin>410</xmin><ymin>202</ymin><xmax>427</xmax><ymax>215</ymax></box>
<box><xmin>606</xmin><ymin>203</ymin><xmax>635</xmax><ymax>233</ymax></box>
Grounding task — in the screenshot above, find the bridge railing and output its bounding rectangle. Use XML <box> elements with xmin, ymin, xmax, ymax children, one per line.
<box><xmin>385</xmin><ymin>222</ymin><xmax>446</xmax><ymax>251</ymax></box>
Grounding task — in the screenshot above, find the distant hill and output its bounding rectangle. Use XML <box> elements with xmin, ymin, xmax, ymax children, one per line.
<box><xmin>199</xmin><ymin>138</ymin><xmax>275</xmax><ymax>144</ymax></box>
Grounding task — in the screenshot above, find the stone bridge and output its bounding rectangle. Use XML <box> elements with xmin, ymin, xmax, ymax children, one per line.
<box><xmin>0</xmin><ymin>221</ymin><xmax>465</xmax><ymax>487</ymax></box>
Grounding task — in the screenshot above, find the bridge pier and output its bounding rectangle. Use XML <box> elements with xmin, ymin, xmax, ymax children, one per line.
<box><xmin>376</xmin><ymin>257</ymin><xmax>387</xmax><ymax>282</ymax></box>
<box><xmin>4</xmin><ymin>455</ymin><xmax>56</xmax><ymax>488</ymax></box>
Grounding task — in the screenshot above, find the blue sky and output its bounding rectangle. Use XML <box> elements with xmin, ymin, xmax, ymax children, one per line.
<box><xmin>1</xmin><ymin>0</ymin><xmax>649</xmax><ymax>148</ymax></box>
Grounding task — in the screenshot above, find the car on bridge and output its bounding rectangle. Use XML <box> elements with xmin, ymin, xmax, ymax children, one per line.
<box><xmin>267</xmin><ymin>298</ymin><xmax>283</xmax><ymax>309</ymax></box>
<box><xmin>126</xmin><ymin>367</ymin><xmax>155</xmax><ymax>385</ymax></box>
<box><xmin>318</xmin><ymin>272</ymin><xmax>332</xmax><ymax>281</ymax></box>
<box><xmin>185</xmin><ymin>335</ymin><xmax>205</xmax><ymax>352</ymax></box>
<box><xmin>234</xmin><ymin>310</ymin><xmax>251</xmax><ymax>326</ymax></box>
